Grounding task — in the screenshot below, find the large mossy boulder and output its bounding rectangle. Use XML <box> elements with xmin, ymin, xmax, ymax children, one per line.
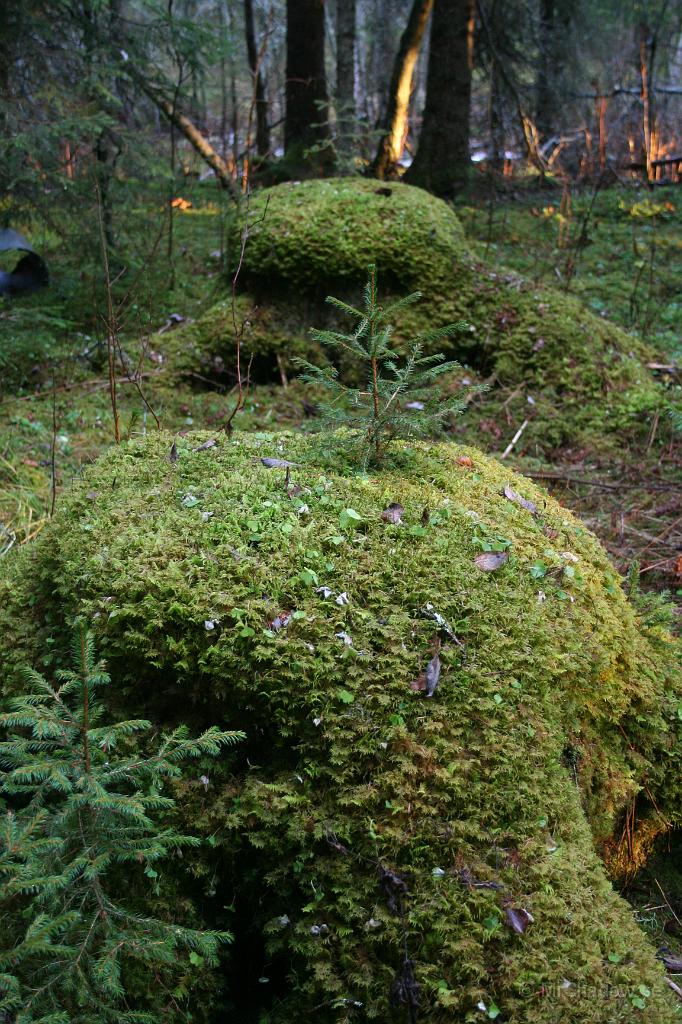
<box><xmin>161</xmin><ymin>179</ymin><xmax>664</xmax><ymax>450</ymax></box>
<box><xmin>1</xmin><ymin>432</ymin><xmax>680</xmax><ymax>1022</ymax></box>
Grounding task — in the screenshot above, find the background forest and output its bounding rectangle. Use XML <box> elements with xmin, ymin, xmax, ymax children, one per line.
<box><xmin>1</xmin><ymin>2</ymin><xmax>682</xmax><ymax>1023</ymax></box>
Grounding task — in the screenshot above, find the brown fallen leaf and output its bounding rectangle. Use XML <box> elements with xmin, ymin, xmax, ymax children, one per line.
<box><xmin>193</xmin><ymin>438</ymin><xmax>217</xmax><ymax>452</ymax></box>
<box><xmin>503</xmin><ymin>484</ymin><xmax>537</xmax><ymax>515</ymax></box>
<box><xmin>169</xmin><ymin>440</ymin><xmax>178</xmax><ymax>464</ymax></box>
<box><xmin>457</xmin><ymin>455</ymin><xmax>474</xmax><ymax>468</ymax></box>
<box><xmin>542</xmin><ymin>524</ymin><xmax>560</xmax><ymax>541</ymax></box>
<box><xmin>420</xmin><ymin>506</ymin><xmax>430</xmax><ymax>527</ymax></box>
<box><xmin>269</xmin><ymin>610</ymin><xmax>292</xmax><ymax>631</ymax></box>
<box><xmin>382</xmin><ymin>502</ymin><xmax>404</xmax><ymax>525</ymax></box>
<box><xmin>505</xmin><ymin>906</ymin><xmax>534</xmax><ymax>935</ymax></box>
<box><xmin>261</xmin><ymin>457</ymin><xmax>295</xmax><ymax>469</ymax></box>
<box><xmin>424</xmin><ymin>651</ymin><xmax>440</xmax><ymax>697</ymax></box>
<box><xmin>674</xmin><ymin>554</ymin><xmax>682</xmax><ymax>578</ymax></box>
<box><xmin>475</xmin><ymin>551</ymin><xmax>509</xmax><ymax>572</ymax></box>
<box><xmin>411</xmin><ymin>637</ymin><xmax>441</xmax><ymax>697</ymax></box>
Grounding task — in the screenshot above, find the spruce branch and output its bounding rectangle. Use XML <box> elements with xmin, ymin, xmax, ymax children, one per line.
<box><xmin>0</xmin><ymin>621</ymin><xmax>244</xmax><ymax>1022</ymax></box>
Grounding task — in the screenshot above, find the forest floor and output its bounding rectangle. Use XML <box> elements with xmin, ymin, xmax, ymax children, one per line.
<box><xmin>1</xmin><ymin>178</ymin><xmax>680</xmax><ymax>609</ymax></box>
<box><xmin>0</xmin><ymin>174</ymin><xmax>681</xmax><ymax>960</ymax></box>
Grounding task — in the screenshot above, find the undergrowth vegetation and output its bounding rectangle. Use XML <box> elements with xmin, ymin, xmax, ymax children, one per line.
<box><xmin>159</xmin><ymin>178</ymin><xmax>674</xmax><ymax>456</ymax></box>
<box><xmin>1</xmin><ymin>176</ymin><xmax>681</xmax><ymax>1021</ymax></box>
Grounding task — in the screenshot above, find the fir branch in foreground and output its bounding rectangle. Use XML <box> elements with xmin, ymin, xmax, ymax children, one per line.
<box><xmin>0</xmin><ymin>619</ymin><xmax>245</xmax><ymax>1024</ymax></box>
<box><xmin>297</xmin><ymin>263</ymin><xmax>485</xmax><ymax>468</ymax></box>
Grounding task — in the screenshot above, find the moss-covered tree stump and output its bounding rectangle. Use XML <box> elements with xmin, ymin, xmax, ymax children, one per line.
<box><xmin>1</xmin><ymin>432</ymin><xmax>680</xmax><ymax>1022</ymax></box>
<box><xmin>159</xmin><ymin>179</ymin><xmax>665</xmax><ymax>450</ymax></box>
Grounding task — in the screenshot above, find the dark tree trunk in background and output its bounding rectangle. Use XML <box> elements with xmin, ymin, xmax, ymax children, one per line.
<box><xmin>535</xmin><ymin>0</ymin><xmax>571</xmax><ymax>140</ymax></box>
<box><xmin>244</xmin><ymin>0</ymin><xmax>270</xmax><ymax>156</ymax></box>
<box><xmin>405</xmin><ymin>0</ymin><xmax>474</xmax><ymax>197</ymax></box>
<box><xmin>489</xmin><ymin>57</ymin><xmax>505</xmax><ymax>171</ymax></box>
<box><xmin>284</xmin><ymin>0</ymin><xmax>330</xmax><ymax>164</ymax></box>
<box><xmin>335</xmin><ymin>0</ymin><xmax>356</xmax><ymax>162</ymax></box>
<box><xmin>370</xmin><ymin>0</ymin><xmax>433</xmax><ymax>179</ymax></box>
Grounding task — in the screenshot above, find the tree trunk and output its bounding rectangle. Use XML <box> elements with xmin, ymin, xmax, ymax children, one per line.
<box><xmin>284</xmin><ymin>0</ymin><xmax>330</xmax><ymax>165</ymax></box>
<box><xmin>535</xmin><ymin>0</ymin><xmax>571</xmax><ymax>140</ymax></box>
<box><xmin>639</xmin><ymin>22</ymin><xmax>654</xmax><ymax>180</ymax></box>
<box><xmin>404</xmin><ymin>0</ymin><xmax>474</xmax><ymax>197</ymax></box>
<box><xmin>335</xmin><ymin>0</ymin><xmax>356</xmax><ymax>163</ymax></box>
<box><xmin>244</xmin><ymin>0</ymin><xmax>270</xmax><ymax>156</ymax></box>
<box><xmin>489</xmin><ymin>56</ymin><xmax>505</xmax><ymax>172</ymax></box>
<box><xmin>370</xmin><ymin>0</ymin><xmax>433</xmax><ymax>179</ymax></box>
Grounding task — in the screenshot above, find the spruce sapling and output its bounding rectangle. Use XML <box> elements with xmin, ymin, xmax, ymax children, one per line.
<box><xmin>297</xmin><ymin>264</ymin><xmax>483</xmax><ymax>468</ymax></box>
<box><xmin>0</xmin><ymin>620</ymin><xmax>244</xmax><ymax>1024</ymax></box>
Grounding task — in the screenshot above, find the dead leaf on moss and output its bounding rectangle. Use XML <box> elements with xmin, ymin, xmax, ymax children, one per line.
<box><xmin>457</xmin><ymin>455</ymin><xmax>474</xmax><ymax>468</ymax></box>
<box><xmin>169</xmin><ymin>440</ymin><xmax>178</xmax><ymax>464</ymax></box>
<box><xmin>542</xmin><ymin>524</ymin><xmax>559</xmax><ymax>541</ymax></box>
<box><xmin>261</xmin><ymin>457</ymin><xmax>295</xmax><ymax>469</ymax></box>
<box><xmin>475</xmin><ymin>551</ymin><xmax>509</xmax><ymax>571</ymax></box>
<box><xmin>505</xmin><ymin>906</ymin><xmax>534</xmax><ymax>934</ymax></box>
<box><xmin>381</xmin><ymin>503</ymin><xmax>404</xmax><ymax>525</ymax></box>
<box><xmin>411</xmin><ymin>638</ymin><xmax>441</xmax><ymax>697</ymax></box>
<box><xmin>424</xmin><ymin>652</ymin><xmax>441</xmax><ymax>697</ymax></box>
<box><xmin>503</xmin><ymin>485</ymin><xmax>537</xmax><ymax>515</ymax></box>
<box><xmin>193</xmin><ymin>438</ymin><xmax>217</xmax><ymax>452</ymax></box>
<box><xmin>378</xmin><ymin>866</ymin><xmax>409</xmax><ymax>913</ymax></box>
<box><xmin>270</xmin><ymin>611</ymin><xmax>292</xmax><ymax>631</ymax></box>
<box><xmin>421</xmin><ymin>506</ymin><xmax>430</xmax><ymax>527</ymax></box>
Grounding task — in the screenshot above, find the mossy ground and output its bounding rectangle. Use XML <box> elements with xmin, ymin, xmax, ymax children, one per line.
<box><xmin>1</xmin><ymin>179</ymin><xmax>680</xmax><ymax>1018</ymax></box>
<box><xmin>459</xmin><ymin>184</ymin><xmax>682</xmax><ymax>361</ymax></box>
<box><xmin>1</xmin><ymin>430</ymin><xmax>680</xmax><ymax>1022</ymax></box>
<box><xmin>157</xmin><ymin>178</ymin><xmax>675</xmax><ymax>455</ymax></box>
<box><xmin>1</xmin><ymin>177</ymin><xmax>679</xmax><ymax>589</ymax></box>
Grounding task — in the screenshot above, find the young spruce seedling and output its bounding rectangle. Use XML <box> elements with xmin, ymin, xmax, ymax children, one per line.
<box><xmin>298</xmin><ymin>264</ymin><xmax>483</xmax><ymax>469</ymax></box>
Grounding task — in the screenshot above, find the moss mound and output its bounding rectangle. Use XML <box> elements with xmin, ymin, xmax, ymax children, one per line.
<box><xmin>1</xmin><ymin>431</ymin><xmax>680</xmax><ymax>1021</ymax></box>
<box><xmin>161</xmin><ymin>179</ymin><xmax>664</xmax><ymax>450</ymax></box>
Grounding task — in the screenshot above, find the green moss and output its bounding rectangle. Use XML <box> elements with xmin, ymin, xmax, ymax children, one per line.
<box><xmin>1</xmin><ymin>431</ymin><xmax>680</xmax><ymax>1021</ymax></box>
<box><xmin>159</xmin><ymin>179</ymin><xmax>667</xmax><ymax>452</ymax></box>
